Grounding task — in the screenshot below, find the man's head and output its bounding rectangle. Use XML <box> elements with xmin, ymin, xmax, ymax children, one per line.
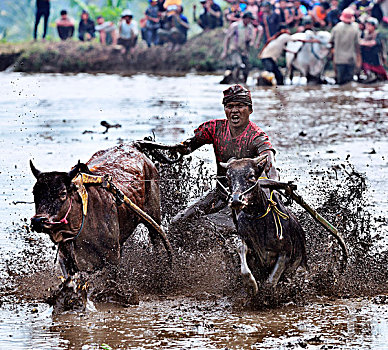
<box><xmin>60</xmin><ymin>10</ymin><xmax>68</xmax><ymax>19</ymax></box>
<box><xmin>150</xmin><ymin>0</ymin><xmax>158</xmax><ymax>6</ymax></box>
<box><xmin>340</xmin><ymin>7</ymin><xmax>355</xmax><ymax>23</ymax></box>
<box><xmin>279</xmin><ymin>0</ymin><xmax>287</xmax><ymax>9</ymax></box>
<box><xmin>121</xmin><ymin>9</ymin><xmax>133</xmax><ymax>22</ymax></box>
<box><xmin>262</xmin><ymin>2</ymin><xmax>272</xmax><ymax>13</ymax></box>
<box><xmin>242</xmin><ymin>11</ymin><xmax>254</xmax><ymax>24</ymax></box>
<box><xmin>366</xmin><ymin>16</ymin><xmax>378</xmax><ymax>30</ymax></box>
<box><xmin>223</xmin><ymin>85</ymin><xmax>253</xmax><ymax>130</ymax></box>
<box><xmin>81</xmin><ymin>10</ymin><xmax>89</xmax><ymax>21</ymax></box>
<box><xmin>97</xmin><ymin>16</ymin><xmax>104</xmax><ymax>25</ymax></box>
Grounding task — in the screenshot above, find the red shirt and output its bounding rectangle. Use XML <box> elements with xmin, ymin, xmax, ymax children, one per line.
<box><xmin>190</xmin><ymin>119</ymin><xmax>275</xmax><ymax>180</ymax></box>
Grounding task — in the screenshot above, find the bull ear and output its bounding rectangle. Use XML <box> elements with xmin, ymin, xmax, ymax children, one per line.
<box><xmin>254</xmin><ymin>154</ymin><xmax>268</xmax><ymax>168</ymax></box>
<box><xmin>68</xmin><ymin>160</ymin><xmax>81</xmax><ymax>180</ymax></box>
<box><xmin>30</xmin><ymin>160</ymin><xmax>41</xmax><ymax>179</ymax></box>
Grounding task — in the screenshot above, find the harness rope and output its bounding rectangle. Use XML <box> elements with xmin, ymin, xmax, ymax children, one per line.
<box><xmin>257</xmin><ymin>191</ymin><xmax>289</xmax><ymax>240</ymax></box>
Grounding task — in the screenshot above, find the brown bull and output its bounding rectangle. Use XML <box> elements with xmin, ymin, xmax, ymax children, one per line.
<box><xmin>221</xmin><ymin>155</ymin><xmax>307</xmax><ymax>293</ymax></box>
<box><xmin>30</xmin><ymin>143</ymin><xmax>171</xmax><ymax>277</ymax></box>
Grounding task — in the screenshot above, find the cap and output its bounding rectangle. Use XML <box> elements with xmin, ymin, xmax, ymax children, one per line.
<box><xmin>242</xmin><ymin>12</ymin><xmax>255</xmax><ymax>20</ymax></box>
<box><xmin>121</xmin><ymin>9</ymin><xmax>133</xmax><ymax>17</ymax></box>
<box><xmin>366</xmin><ymin>17</ymin><xmax>378</xmax><ymax>26</ymax></box>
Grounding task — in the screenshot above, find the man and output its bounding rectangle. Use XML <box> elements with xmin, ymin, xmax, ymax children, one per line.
<box><xmin>95</xmin><ymin>16</ymin><xmax>117</xmax><ymax>45</ymax></box>
<box><xmin>194</xmin><ymin>0</ymin><xmax>223</xmax><ymax>30</ymax></box>
<box><xmin>261</xmin><ymin>2</ymin><xmax>282</xmax><ymax>43</ymax></box>
<box><xmin>330</xmin><ymin>8</ymin><xmax>361</xmax><ymax>84</ymax></box>
<box><xmin>144</xmin><ymin>0</ymin><xmax>161</xmax><ymax>47</ymax></box>
<box><xmin>157</xmin><ymin>5</ymin><xmax>190</xmax><ymax>49</ymax></box>
<box><xmin>359</xmin><ymin>17</ymin><xmax>388</xmax><ymax>81</ymax></box>
<box><xmin>171</xmin><ymin>84</ymin><xmax>278</xmax><ymax>226</ymax></box>
<box><xmin>78</xmin><ymin>10</ymin><xmax>95</xmax><ymax>41</ymax></box>
<box><xmin>34</xmin><ymin>0</ymin><xmax>50</xmax><ymax>40</ymax></box>
<box><xmin>118</xmin><ymin>9</ymin><xmax>139</xmax><ymax>54</ymax></box>
<box><xmin>56</xmin><ymin>9</ymin><xmax>75</xmax><ymax>41</ymax></box>
<box><xmin>221</xmin><ymin>12</ymin><xmax>257</xmax><ymax>82</ymax></box>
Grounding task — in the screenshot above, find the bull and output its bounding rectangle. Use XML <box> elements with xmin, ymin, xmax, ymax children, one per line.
<box><xmin>286</xmin><ymin>31</ymin><xmax>332</xmax><ymax>84</ymax></box>
<box><xmin>220</xmin><ymin>155</ymin><xmax>307</xmax><ymax>293</ymax></box>
<box><xmin>30</xmin><ymin>143</ymin><xmax>172</xmax><ymax>278</ymax></box>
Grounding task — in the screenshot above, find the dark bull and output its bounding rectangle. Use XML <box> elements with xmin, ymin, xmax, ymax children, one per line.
<box><xmin>30</xmin><ymin>143</ymin><xmax>171</xmax><ymax>277</ymax></box>
<box><xmin>221</xmin><ymin>155</ymin><xmax>307</xmax><ymax>293</ymax></box>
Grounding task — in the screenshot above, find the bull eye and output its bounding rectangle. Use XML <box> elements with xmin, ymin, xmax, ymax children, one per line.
<box><xmin>59</xmin><ymin>190</ymin><xmax>67</xmax><ymax>201</ymax></box>
<box><xmin>248</xmin><ymin>175</ymin><xmax>256</xmax><ymax>183</ymax></box>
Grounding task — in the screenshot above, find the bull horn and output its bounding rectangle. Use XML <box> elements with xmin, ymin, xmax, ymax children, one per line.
<box><xmin>30</xmin><ymin>160</ymin><xmax>41</xmax><ymax>179</ymax></box>
<box><xmin>253</xmin><ymin>154</ymin><xmax>268</xmax><ymax>166</ymax></box>
<box><xmin>220</xmin><ymin>157</ymin><xmax>237</xmax><ymax>169</ymax></box>
<box><xmin>68</xmin><ymin>160</ymin><xmax>81</xmax><ymax>180</ymax></box>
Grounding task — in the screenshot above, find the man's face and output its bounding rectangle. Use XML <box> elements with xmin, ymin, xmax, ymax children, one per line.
<box><xmin>243</xmin><ymin>17</ymin><xmax>252</xmax><ymax>25</ymax></box>
<box><xmin>224</xmin><ymin>102</ymin><xmax>252</xmax><ymax>129</ymax></box>
<box><xmin>97</xmin><ymin>17</ymin><xmax>104</xmax><ymax>25</ymax></box>
<box><xmin>81</xmin><ymin>13</ymin><xmax>88</xmax><ymax>21</ymax></box>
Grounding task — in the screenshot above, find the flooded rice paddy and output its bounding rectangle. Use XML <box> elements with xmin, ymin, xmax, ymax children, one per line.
<box><xmin>0</xmin><ymin>72</ymin><xmax>387</xmax><ymax>349</ymax></box>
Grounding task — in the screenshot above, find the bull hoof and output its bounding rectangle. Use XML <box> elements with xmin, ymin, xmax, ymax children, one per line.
<box><xmin>242</xmin><ymin>272</ymin><xmax>258</xmax><ymax>295</ymax></box>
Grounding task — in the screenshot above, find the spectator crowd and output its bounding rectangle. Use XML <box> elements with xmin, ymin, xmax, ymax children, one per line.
<box><xmin>32</xmin><ymin>0</ymin><xmax>388</xmax><ymax>83</ymax></box>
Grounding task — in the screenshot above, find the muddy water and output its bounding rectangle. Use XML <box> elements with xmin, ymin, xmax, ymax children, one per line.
<box><xmin>0</xmin><ymin>72</ymin><xmax>387</xmax><ymax>349</ymax></box>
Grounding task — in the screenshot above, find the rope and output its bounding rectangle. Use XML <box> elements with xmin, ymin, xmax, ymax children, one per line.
<box><xmin>257</xmin><ymin>191</ymin><xmax>289</xmax><ymax>240</ymax></box>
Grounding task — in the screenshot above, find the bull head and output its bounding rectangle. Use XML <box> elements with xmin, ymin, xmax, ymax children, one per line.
<box><xmin>220</xmin><ymin>155</ymin><xmax>268</xmax><ymax>211</ymax></box>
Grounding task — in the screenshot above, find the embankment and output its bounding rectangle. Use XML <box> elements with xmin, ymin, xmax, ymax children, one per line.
<box><xmin>0</xmin><ymin>29</ymin><xmax>229</xmax><ymax>74</ymax></box>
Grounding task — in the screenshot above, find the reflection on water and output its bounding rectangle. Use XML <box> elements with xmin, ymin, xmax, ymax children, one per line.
<box><xmin>1</xmin><ymin>297</ymin><xmax>388</xmax><ymax>349</ymax></box>
<box><xmin>0</xmin><ymin>72</ymin><xmax>387</xmax><ymax>349</ymax></box>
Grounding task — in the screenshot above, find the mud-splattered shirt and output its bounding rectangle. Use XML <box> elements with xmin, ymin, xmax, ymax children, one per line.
<box><xmin>189</xmin><ymin>119</ymin><xmax>275</xmax><ymax>182</ymax></box>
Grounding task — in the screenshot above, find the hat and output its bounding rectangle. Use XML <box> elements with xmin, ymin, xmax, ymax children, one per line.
<box><xmin>366</xmin><ymin>17</ymin><xmax>378</xmax><ymax>26</ymax></box>
<box><xmin>222</xmin><ymin>84</ymin><xmax>252</xmax><ymax>108</ymax></box>
<box><xmin>262</xmin><ymin>2</ymin><xmax>271</xmax><ymax>7</ymax></box>
<box><xmin>340</xmin><ymin>8</ymin><xmax>355</xmax><ymax>23</ymax></box>
<box><xmin>242</xmin><ymin>12</ymin><xmax>255</xmax><ymax>20</ymax></box>
<box><xmin>200</xmin><ymin>0</ymin><xmax>207</xmax><ymax>3</ymax></box>
<box><xmin>121</xmin><ymin>9</ymin><xmax>133</xmax><ymax>17</ymax></box>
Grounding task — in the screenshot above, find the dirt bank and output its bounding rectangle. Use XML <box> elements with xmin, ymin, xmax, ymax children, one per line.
<box><xmin>0</xmin><ymin>29</ymin><xmax>228</xmax><ymax>74</ymax></box>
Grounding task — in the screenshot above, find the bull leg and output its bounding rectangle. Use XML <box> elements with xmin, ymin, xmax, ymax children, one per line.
<box><xmin>266</xmin><ymin>254</ymin><xmax>289</xmax><ymax>287</ymax></box>
<box><xmin>237</xmin><ymin>240</ymin><xmax>258</xmax><ymax>295</ymax></box>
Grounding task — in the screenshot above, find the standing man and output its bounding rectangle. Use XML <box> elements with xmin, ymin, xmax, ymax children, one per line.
<box><xmin>330</xmin><ymin>8</ymin><xmax>361</xmax><ymax>84</ymax></box>
<box><xmin>144</xmin><ymin>0</ymin><xmax>161</xmax><ymax>47</ymax></box>
<box><xmin>170</xmin><ymin>84</ymin><xmax>279</xmax><ymax>226</ymax></box>
<box><xmin>34</xmin><ymin>0</ymin><xmax>50</xmax><ymax>40</ymax></box>
<box><xmin>118</xmin><ymin>10</ymin><xmax>139</xmax><ymax>54</ymax></box>
<box><xmin>221</xmin><ymin>12</ymin><xmax>257</xmax><ymax>82</ymax></box>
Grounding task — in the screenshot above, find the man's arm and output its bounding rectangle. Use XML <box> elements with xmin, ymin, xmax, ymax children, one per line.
<box><xmin>260</xmin><ymin>150</ymin><xmax>280</xmax><ymax>181</ymax></box>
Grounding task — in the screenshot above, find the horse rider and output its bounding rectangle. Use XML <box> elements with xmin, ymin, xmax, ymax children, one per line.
<box><xmin>171</xmin><ymin>84</ymin><xmax>279</xmax><ymax>227</ymax></box>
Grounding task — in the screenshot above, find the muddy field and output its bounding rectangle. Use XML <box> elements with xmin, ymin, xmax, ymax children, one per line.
<box><xmin>0</xmin><ymin>72</ymin><xmax>387</xmax><ymax>349</ymax></box>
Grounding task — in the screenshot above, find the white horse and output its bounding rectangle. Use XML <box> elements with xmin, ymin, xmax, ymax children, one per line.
<box><xmin>286</xmin><ymin>31</ymin><xmax>332</xmax><ymax>84</ymax></box>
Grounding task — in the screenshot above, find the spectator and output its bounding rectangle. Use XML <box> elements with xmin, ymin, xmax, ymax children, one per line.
<box><xmin>118</xmin><ymin>9</ymin><xmax>139</xmax><ymax>54</ymax></box>
<box><xmin>56</xmin><ymin>9</ymin><xmax>75</xmax><ymax>41</ymax></box>
<box><xmin>370</xmin><ymin>0</ymin><xmax>387</xmax><ymax>23</ymax></box>
<box><xmin>309</xmin><ymin>2</ymin><xmax>331</xmax><ymax>27</ymax></box>
<box><xmin>288</xmin><ymin>0</ymin><xmax>305</xmax><ymax>28</ymax></box>
<box><xmin>95</xmin><ymin>16</ymin><xmax>117</xmax><ymax>45</ymax></box>
<box><xmin>144</xmin><ymin>0</ymin><xmax>161</xmax><ymax>47</ymax></box>
<box><xmin>164</xmin><ymin>0</ymin><xmax>183</xmax><ymax>16</ymax></box>
<box><xmin>34</xmin><ymin>0</ymin><xmax>50</xmax><ymax>40</ymax></box>
<box><xmin>158</xmin><ymin>5</ymin><xmax>190</xmax><ymax>49</ymax></box>
<box><xmin>246</xmin><ymin>0</ymin><xmax>260</xmax><ymax>25</ymax></box>
<box><xmin>354</xmin><ymin>0</ymin><xmax>372</xmax><ymax>17</ymax></box>
<box><xmin>330</xmin><ymin>8</ymin><xmax>361</xmax><ymax>84</ymax></box>
<box><xmin>276</xmin><ymin>0</ymin><xmax>294</xmax><ymax>28</ymax></box>
<box><xmin>221</xmin><ymin>12</ymin><xmax>257</xmax><ymax>82</ymax></box>
<box><xmin>261</xmin><ymin>2</ymin><xmax>282</xmax><ymax>43</ymax></box>
<box><xmin>224</xmin><ymin>1</ymin><xmax>244</xmax><ymax>24</ymax></box>
<box><xmin>326</xmin><ymin>0</ymin><xmax>341</xmax><ymax>27</ymax></box>
<box><xmin>359</xmin><ymin>17</ymin><xmax>388</xmax><ymax>81</ymax></box>
<box><xmin>194</xmin><ymin>0</ymin><xmax>223</xmax><ymax>30</ymax></box>
<box><xmin>78</xmin><ymin>10</ymin><xmax>95</xmax><ymax>41</ymax></box>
